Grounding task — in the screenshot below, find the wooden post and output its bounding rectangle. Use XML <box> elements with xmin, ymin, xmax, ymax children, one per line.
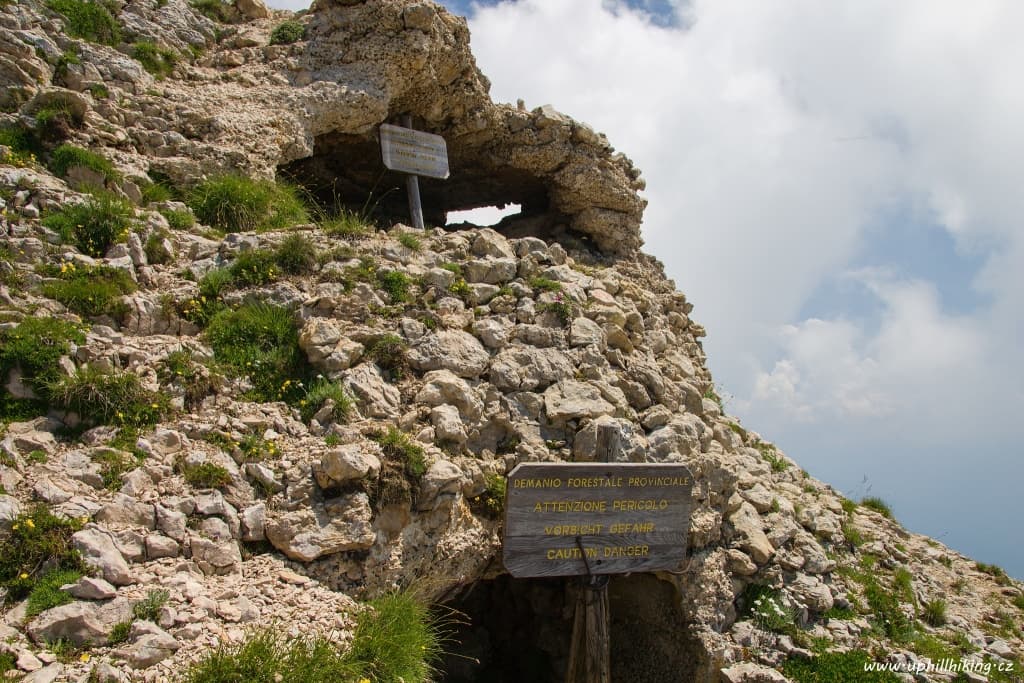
<box><xmin>566</xmin><ymin>431</ymin><xmax>619</xmax><ymax>683</ymax></box>
<box><xmin>400</xmin><ymin>114</ymin><xmax>425</xmax><ymax>230</ymax></box>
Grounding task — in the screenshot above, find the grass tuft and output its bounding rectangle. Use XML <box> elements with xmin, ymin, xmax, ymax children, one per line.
<box><xmin>860</xmin><ymin>496</ymin><xmax>894</xmax><ymax>520</ymax></box>
<box><xmin>132</xmin><ymin>41</ymin><xmax>178</xmax><ymax>79</ymax></box>
<box><xmin>51</xmin><ymin>365</ymin><xmax>168</xmax><ymax>428</ymax></box>
<box><xmin>269</xmin><ymin>19</ymin><xmax>304</xmax><ymax>45</ymax></box>
<box><xmin>373</xmin><ymin>426</ymin><xmax>426</xmax><ymax>481</ymax></box>
<box><xmin>922</xmin><ymin>598</ymin><xmax>947</xmax><ymax>627</ymax></box>
<box><xmin>0</xmin><ymin>506</ymin><xmax>87</xmax><ymax>605</ymax></box>
<box><xmin>188</xmin><ymin>174</ymin><xmax>308</xmax><ymax>233</ymax></box>
<box><xmin>43</xmin><ymin>192</ymin><xmax>132</xmax><ymax>257</ymax></box>
<box><xmin>46</xmin><ymin>0</ymin><xmax>121</xmax><ymax>45</ymax></box>
<box><xmin>26</xmin><ymin>569</ymin><xmax>83</xmax><ymax>617</ymax></box>
<box><xmin>133</xmin><ymin>588</ymin><xmax>170</xmax><ymax>621</ymax></box>
<box><xmin>181</xmin><ymin>461</ymin><xmax>232</xmax><ymax>489</ymax></box>
<box><xmin>782</xmin><ymin>650</ymin><xmax>901</xmax><ymax>683</ymax></box>
<box><xmin>300</xmin><ymin>378</ymin><xmax>355</xmax><ymax>423</ymax></box>
<box><xmin>42</xmin><ymin>263</ymin><xmax>136</xmax><ymax>317</ymax></box>
<box><xmin>363</xmin><ymin>334</ymin><xmax>408</xmax><ymax>380</ymax></box>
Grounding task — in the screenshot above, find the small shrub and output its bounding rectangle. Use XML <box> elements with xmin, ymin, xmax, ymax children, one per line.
<box><xmin>132</xmin><ymin>41</ymin><xmax>177</xmax><ymax>79</ymax></box>
<box><xmin>274</xmin><ymin>233</ymin><xmax>318</xmax><ymax>275</ymax></box>
<box><xmin>43</xmin><ymin>193</ymin><xmax>133</xmax><ymax>257</ymax></box>
<box><xmin>42</xmin><ymin>263</ymin><xmax>136</xmax><ymax>317</ymax></box>
<box><xmin>205</xmin><ymin>303</ymin><xmax>307</xmax><ymax>403</ymax></box>
<box><xmin>35</xmin><ymin>102</ymin><xmax>83</xmax><ymax>142</ymax></box>
<box><xmin>26</xmin><ymin>568</ymin><xmax>82</xmax><ymax>617</ymax></box>
<box><xmin>51</xmin><ymin>365</ymin><xmax>168</xmax><ymax>428</ymax></box>
<box><xmin>0</xmin><ymin>506</ymin><xmax>87</xmax><ymax>604</ymax></box>
<box><xmin>377</xmin><ymin>269</ymin><xmax>411</xmax><ymax>303</ymax></box>
<box><xmin>269</xmin><ymin>19</ymin><xmax>304</xmax><ymax>45</ymax></box>
<box><xmin>87</xmin><ymin>83</ymin><xmax>109</xmax><ymax>99</ymax></box>
<box><xmin>26</xmin><ymin>449</ymin><xmax>48</xmax><ymax>464</ymax></box>
<box><xmin>840</xmin><ymin>497</ymin><xmax>857</xmax><ymax>516</ymax></box>
<box><xmin>538</xmin><ymin>297</ymin><xmax>574</xmax><ymax>325</ymax></box>
<box><xmin>447</xmin><ymin>276</ymin><xmax>471</xmax><ymax>298</ymax></box>
<box><xmin>396</xmin><ymin>231</ymin><xmax>422</xmax><ymax>252</ymax></box>
<box><xmin>1012</xmin><ymin>594</ymin><xmax>1024</xmax><ymax>612</ymax></box>
<box><xmin>0</xmin><ymin>122</ymin><xmax>42</xmax><ymax>166</ymax></box>
<box><xmin>189</xmin><ymin>0</ymin><xmax>231</xmax><ymax>22</ymax></box>
<box><xmin>133</xmin><ymin>588</ymin><xmax>169</xmax><ymax>621</ymax></box>
<box><xmin>188</xmin><ymin>174</ymin><xmax>308</xmax><ymax>233</ymax></box>
<box><xmin>91</xmin><ymin>447</ymin><xmax>140</xmax><ymax>490</ymax></box>
<box><xmin>374</xmin><ymin>426</ymin><xmax>426</xmax><ymax>481</ymax></box>
<box><xmin>300</xmin><ymin>378</ymin><xmax>354</xmax><ymax>423</ymax></box>
<box><xmin>229</xmin><ymin>249</ymin><xmax>279</xmax><ymax>287</ymax></box>
<box><xmin>179</xmin><ymin>268</ymin><xmax>233</xmax><ymax>325</ymax></box>
<box><xmin>782</xmin><ymin>650</ymin><xmax>901</xmax><ymax>683</ymax></box>
<box><xmin>238</xmin><ymin>433</ymin><xmax>277</xmax><ymax>461</ymax></box>
<box><xmin>46</xmin><ymin>0</ymin><xmax>121</xmax><ymax>45</ymax></box>
<box><xmin>108</xmin><ymin>621</ymin><xmax>132</xmax><ymax>645</ymax></box>
<box><xmin>470</xmin><ymin>473</ymin><xmax>506</xmax><ymax>519</ymax></box>
<box><xmin>181</xmin><ymin>461</ymin><xmax>231</xmax><ymax>489</ymax></box>
<box><xmin>363</xmin><ymin>334</ymin><xmax>408</xmax><ymax>380</ymax></box>
<box><xmin>922</xmin><ymin>598</ymin><xmax>947</xmax><ymax>626</ymax></box>
<box><xmin>860</xmin><ymin>496</ymin><xmax>894</xmax><ymax>520</ymax></box>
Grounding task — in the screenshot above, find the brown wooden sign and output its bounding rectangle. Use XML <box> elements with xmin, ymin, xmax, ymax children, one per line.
<box><xmin>503</xmin><ymin>463</ymin><xmax>694</xmax><ymax>578</ymax></box>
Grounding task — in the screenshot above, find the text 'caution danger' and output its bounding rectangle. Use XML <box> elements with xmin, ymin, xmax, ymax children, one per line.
<box><xmin>503</xmin><ymin>463</ymin><xmax>694</xmax><ymax>578</ymax></box>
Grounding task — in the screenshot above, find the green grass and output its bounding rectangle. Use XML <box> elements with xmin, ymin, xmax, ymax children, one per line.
<box><xmin>87</xmin><ymin>83</ymin><xmax>109</xmax><ymax>99</ymax></box>
<box><xmin>184</xmin><ymin>590</ymin><xmax>443</xmax><ymax>682</ymax></box>
<box><xmin>132</xmin><ymin>41</ymin><xmax>178</xmax><ymax>79</ymax></box>
<box><xmin>48</xmin><ymin>144</ymin><xmax>118</xmax><ymax>182</ymax></box>
<box><xmin>0</xmin><ymin>122</ymin><xmax>42</xmax><ymax>166</ymax></box>
<box><xmin>275</xmin><ymin>233</ymin><xmax>318</xmax><ymax>275</ymax></box>
<box><xmin>42</xmin><ymin>263</ymin><xmax>136</xmax><ymax>317</ymax></box>
<box><xmin>144</xmin><ymin>230</ymin><xmax>173</xmax><ymax>265</ymax></box>
<box><xmin>822</xmin><ymin>605</ymin><xmax>857</xmax><ymax>621</ymax></box>
<box><xmin>321</xmin><ymin>209</ymin><xmax>374</xmax><ymax>238</ymax></box>
<box><xmin>447</xmin><ymin>276</ymin><xmax>471</xmax><ymax>298</ymax></box>
<box><xmin>0</xmin><ymin>505</ymin><xmax>87</xmax><ymax>604</ymax></box>
<box><xmin>538</xmin><ymin>298</ymin><xmax>574</xmax><ymax>325</ymax></box>
<box><xmin>529</xmin><ymin>277</ymin><xmax>562</xmax><ymax>293</ymax></box>
<box><xmin>108</xmin><ymin>620</ymin><xmax>132</xmax><ymax>645</ymax></box>
<box><xmin>860</xmin><ymin>496</ymin><xmax>894</xmax><ymax>520</ymax></box>
<box><xmin>43</xmin><ymin>192</ymin><xmax>132</xmax><ymax>257</ymax></box>
<box><xmin>921</xmin><ymin>598</ymin><xmax>947</xmax><ymax>627</ymax></box>
<box><xmin>396</xmin><ymin>231</ymin><xmax>422</xmax><ymax>252</ymax></box>
<box><xmin>188</xmin><ymin>174</ymin><xmax>308</xmax><ymax>233</ymax></box>
<box><xmin>0</xmin><ymin>318</ymin><xmax>84</xmax><ymax>407</ymax></box>
<box><xmin>782</xmin><ymin>650</ymin><xmax>901</xmax><ymax>683</ymax></box>
<box><xmin>134</xmin><ymin>588</ymin><xmax>169</xmax><ymax>621</ymax></box>
<box><xmin>179</xmin><ymin>268</ymin><xmax>233</xmax><ymax>325</ymax></box>
<box><xmin>181</xmin><ymin>461</ymin><xmax>232</xmax><ymax>489</ymax></box>
<box><xmin>91</xmin><ymin>447</ymin><xmax>140</xmax><ymax>490</ymax></box>
<box><xmin>374</xmin><ymin>426</ymin><xmax>426</xmax><ymax>481</ymax></box>
<box><xmin>755</xmin><ymin>441</ymin><xmax>788</xmax><ymax>472</ymax></box>
<box><xmin>377</xmin><ymin>270</ymin><xmax>412</xmax><ymax>304</ymax></box>
<box><xmin>363</xmin><ymin>334</ymin><xmax>408</xmax><ymax>380</ymax></box>
<box><xmin>269</xmin><ymin>19</ymin><xmax>305</xmax><ymax>45</ymax></box>
<box><xmin>864</xmin><ymin>576</ymin><xmax>915</xmax><ymax>642</ymax></box>
<box><xmin>46</xmin><ymin>0</ymin><xmax>121</xmax><ymax>45</ymax></box>
<box><xmin>300</xmin><ymin>379</ymin><xmax>355</xmax><ymax>423</ymax></box>
<box><xmin>205</xmin><ymin>303</ymin><xmax>307</xmax><ymax>403</ymax></box>
<box><xmin>1012</xmin><ymin>594</ymin><xmax>1024</xmax><ymax>612</ymax></box>
<box><xmin>51</xmin><ymin>365</ymin><xmax>168</xmax><ymax>428</ymax></box>
<box><xmin>159</xmin><ymin>207</ymin><xmax>195</xmax><ymax>230</ymax></box>
<box><xmin>26</xmin><ymin>568</ymin><xmax>83</xmax><ymax>617</ymax></box>
<box><xmin>229</xmin><ymin>249</ymin><xmax>279</xmax><ymax>287</ymax></box>
<box><xmin>158</xmin><ymin>350</ymin><xmax>215</xmax><ymax>409</ymax></box>
<box><xmin>976</xmin><ymin>562</ymin><xmax>1013</xmax><ymax>586</ymax></box>
<box><xmin>737</xmin><ymin>584</ymin><xmax>796</xmax><ymax>634</ymax></box>
<box><xmin>893</xmin><ymin>567</ymin><xmax>915</xmax><ymax>604</ymax></box>
<box><xmin>189</xmin><ymin>0</ymin><xmax>231</xmax><ymax>22</ymax></box>
<box><xmin>469</xmin><ymin>473</ymin><xmax>506</xmax><ymax>519</ymax></box>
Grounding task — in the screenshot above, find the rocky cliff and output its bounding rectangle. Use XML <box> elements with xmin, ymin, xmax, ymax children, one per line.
<box><xmin>0</xmin><ymin>0</ymin><xmax>1021</xmax><ymax>681</ymax></box>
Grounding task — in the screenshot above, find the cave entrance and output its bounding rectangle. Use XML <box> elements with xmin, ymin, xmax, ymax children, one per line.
<box><xmin>278</xmin><ymin>129</ymin><xmax>557</xmax><ymax>232</ymax></box>
<box><xmin>437</xmin><ymin>574</ymin><xmax>704</xmax><ymax>683</ymax></box>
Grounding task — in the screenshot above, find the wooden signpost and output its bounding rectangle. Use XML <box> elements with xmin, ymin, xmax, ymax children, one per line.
<box><xmin>503</xmin><ymin>462</ymin><xmax>694</xmax><ymax>683</ymax></box>
<box><xmin>379</xmin><ymin>117</ymin><xmax>450</xmax><ymax>230</ymax></box>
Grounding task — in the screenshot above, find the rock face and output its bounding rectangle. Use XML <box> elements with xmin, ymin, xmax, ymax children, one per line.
<box><xmin>0</xmin><ymin>0</ymin><xmax>1021</xmax><ymax>681</ymax></box>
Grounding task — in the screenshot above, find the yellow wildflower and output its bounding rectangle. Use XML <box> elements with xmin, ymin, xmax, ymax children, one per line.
<box><xmin>24</xmin><ymin>519</ymin><xmax>34</xmax><ymax>529</ymax></box>
<box><xmin>79</xmin><ymin>653</ymin><xmax>90</xmax><ymax>663</ymax></box>
<box><xmin>19</xmin><ymin>573</ymin><xmax>28</xmax><ymax>580</ymax></box>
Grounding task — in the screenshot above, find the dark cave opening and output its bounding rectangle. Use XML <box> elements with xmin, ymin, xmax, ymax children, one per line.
<box><xmin>278</xmin><ymin>130</ymin><xmax>557</xmax><ymax>232</ymax></box>
<box><xmin>437</xmin><ymin>574</ymin><xmax>705</xmax><ymax>683</ymax></box>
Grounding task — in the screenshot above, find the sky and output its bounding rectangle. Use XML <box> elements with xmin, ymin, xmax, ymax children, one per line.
<box><xmin>269</xmin><ymin>0</ymin><xmax>1024</xmax><ymax>578</ymax></box>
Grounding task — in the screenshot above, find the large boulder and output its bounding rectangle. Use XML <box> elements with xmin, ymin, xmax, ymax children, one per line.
<box><xmin>407</xmin><ymin>331</ymin><xmax>490</xmax><ymax>379</ymax></box>
<box><xmin>265</xmin><ymin>493</ymin><xmax>375</xmax><ymax>562</ymax></box>
<box><xmin>28</xmin><ymin>598</ymin><xmax>132</xmax><ymax>647</ymax></box>
<box><xmin>72</xmin><ymin>527</ymin><xmax>133</xmax><ymax>586</ymax></box>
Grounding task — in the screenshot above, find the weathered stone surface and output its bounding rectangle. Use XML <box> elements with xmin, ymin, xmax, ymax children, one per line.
<box><xmin>543</xmin><ymin>381</ymin><xmax>615</xmax><ymax>422</ymax></box>
<box><xmin>489</xmin><ymin>346</ymin><xmax>574</xmax><ymax>391</ymax></box>
<box><xmin>407</xmin><ymin>330</ymin><xmax>490</xmax><ymax>378</ymax></box>
<box><xmin>72</xmin><ymin>527</ymin><xmax>133</xmax><ymax>586</ymax></box>
<box><xmin>719</xmin><ymin>663</ymin><xmax>791</xmax><ymax>683</ymax></box>
<box><xmin>27</xmin><ymin>598</ymin><xmax>131</xmax><ymax>647</ymax></box>
<box><xmin>415</xmin><ymin>370</ymin><xmax>483</xmax><ymax>419</ymax></box>
<box><xmin>66</xmin><ymin>576</ymin><xmax>117</xmax><ymax>600</ymax></box>
<box><xmin>313</xmin><ymin>444</ymin><xmax>381</xmax><ymax>488</ymax></box>
<box><xmin>265</xmin><ymin>493</ymin><xmax>375</xmax><ymax>562</ymax></box>
<box><xmin>299</xmin><ymin>318</ymin><xmax>364</xmax><ymax>372</ymax></box>
<box><xmin>729</xmin><ymin>502</ymin><xmax>775</xmax><ymax>565</ymax></box>
<box><xmin>343</xmin><ymin>363</ymin><xmax>401</xmax><ymax>418</ymax></box>
<box><xmin>115</xmin><ymin>620</ymin><xmax>180</xmax><ymax>669</ymax></box>
<box><xmin>417</xmin><ymin>459</ymin><xmax>463</xmax><ymax>510</ymax></box>
<box><xmin>189</xmin><ymin>535</ymin><xmax>242</xmax><ymax>576</ymax></box>
<box><xmin>431</xmin><ymin>404</ymin><xmax>467</xmax><ymax>446</ymax></box>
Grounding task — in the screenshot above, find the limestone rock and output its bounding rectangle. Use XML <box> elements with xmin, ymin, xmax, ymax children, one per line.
<box><xmin>189</xmin><ymin>535</ymin><xmax>242</xmax><ymax>576</ymax></box>
<box><xmin>313</xmin><ymin>444</ymin><xmax>381</xmax><ymax>488</ymax></box>
<box><xmin>489</xmin><ymin>346</ymin><xmax>574</xmax><ymax>391</ymax></box>
<box><xmin>728</xmin><ymin>502</ymin><xmax>775</xmax><ymax>565</ymax></box>
<box><xmin>343</xmin><ymin>363</ymin><xmax>401</xmax><ymax>418</ymax></box>
<box><xmin>265</xmin><ymin>493</ymin><xmax>375</xmax><ymax>562</ymax></box>
<box><xmin>27</xmin><ymin>598</ymin><xmax>131</xmax><ymax>647</ymax></box>
<box><xmin>543</xmin><ymin>381</ymin><xmax>615</xmax><ymax>422</ymax></box>
<box><xmin>418</xmin><ymin>459</ymin><xmax>463</xmax><ymax>510</ymax></box>
<box><xmin>66</xmin><ymin>576</ymin><xmax>117</xmax><ymax>600</ymax></box>
<box><xmin>72</xmin><ymin>527</ymin><xmax>133</xmax><ymax>586</ymax></box>
<box><xmin>407</xmin><ymin>330</ymin><xmax>490</xmax><ymax>379</ymax></box>
<box><xmin>719</xmin><ymin>663</ymin><xmax>791</xmax><ymax>683</ymax></box>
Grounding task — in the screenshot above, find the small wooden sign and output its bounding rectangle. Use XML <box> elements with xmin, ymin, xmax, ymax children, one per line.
<box><xmin>379</xmin><ymin>124</ymin><xmax>450</xmax><ymax>179</ymax></box>
<box><xmin>503</xmin><ymin>463</ymin><xmax>694</xmax><ymax>578</ymax></box>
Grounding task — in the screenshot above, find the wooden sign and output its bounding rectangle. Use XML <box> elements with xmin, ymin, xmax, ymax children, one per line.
<box><xmin>379</xmin><ymin>123</ymin><xmax>450</xmax><ymax>179</ymax></box>
<box><xmin>503</xmin><ymin>463</ymin><xmax>694</xmax><ymax>578</ymax></box>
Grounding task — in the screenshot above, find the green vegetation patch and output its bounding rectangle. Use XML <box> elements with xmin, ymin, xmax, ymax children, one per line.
<box><xmin>189</xmin><ymin>0</ymin><xmax>232</xmax><ymax>22</ymax></box>
<box><xmin>44</xmin><ymin>192</ymin><xmax>132</xmax><ymax>257</ymax></box>
<box><xmin>91</xmin><ymin>447</ymin><xmax>141</xmax><ymax>490</ymax></box>
<box><xmin>229</xmin><ymin>249</ymin><xmax>279</xmax><ymax>287</ymax></box>
<box><xmin>132</xmin><ymin>41</ymin><xmax>178</xmax><ymax>79</ymax></box>
<box><xmin>42</xmin><ymin>263</ymin><xmax>136</xmax><ymax>317</ymax></box>
<box><xmin>205</xmin><ymin>303</ymin><xmax>307</xmax><ymax>403</ymax></box>
<box><xmin>26</xmin><ymin>568</ymin><xmax>83</xmax><ymax>617</ymax></box>
<box><xmin>275</xmin><ymin>233</ymin><xmax>318</xmax><ymax>275</ymax></box>
<box><xmin>35</xmin><ymin>102</ymin><xmax>84</xmax><ymax>142</ymax></box>
<box><xmin>860</xmin><ymin>496</ymin><xmax>894</xmax><ymax>520</ymax></box>
<box><xmin>133</xmin><ymin>588</ymin><xmax>169</xmax><ymax>621</ymax></box>
<box><xmin>188</xmin><ymin>174</ymin><xmax>308</xmax><ymax>233</ymax></box>
<box><xmin>269</xmin><ymin>20</ymin><xmax>305</xmax><ymax>45</ymax></box>
<box><xmin>46</xmin><ymin>0</ymin><xmax>121</xmax><ymax>46</ymax></box>
<box><xmin>738</xmin><ymin>584</ymin><xmax>796</xmax><ymax>634</ymax></box>
<box><xmin>0</xmin><ymin>317</ymin><xmax>84</xmax><ymax>403</ymax></box>
<box><xmin>48</xmin><ymin>145</ymin><xmax>117</xmax><ymax>183</ymax></box>
<box><xmin>782</xmin><ymin>650</ymin><xmax>901</xmax><ymax>683</ymax></box>
<box><xmin>158</xmin><ymin>350</ymin><xmax>215</xmax><ymax>409</ymax></box>
<box><xmin>363</xmin><ymin>333</ymin><xmax>408</xmax><ymax>381</ymax></box>
<box><xmin>180</xmin><ymin>461</ymin><xmax>232</xmax><ymax>489</ymax></box>
<box><xmin>374</xmin><ymin>426</ymin><xmax>426</xmax><ymax>481</ymax></box>
<box><xmin>300</xmin><ymin>378</ymin><xmax>354</xmax><ymax>423</ymax></box>
<box><xmin>0</xmin><ymin>122</ymin><xmax>42</xmax><ymax>167</ymax></box>
<box><xmin>469</xmin><ymin>473</ymin><xmax>506</xmax><ymax>519</ymax></box>
<box><xmin>377</xmin><ymin>269</ymin><xmax>412</xmax><ymax>304</ymax></box>
<box><xmin>0</xmin><ymin>505</ymin><xmax>87</xmax><ymax>605</ymax></box>
<box><xmin>51</xmin><ymin>365</ymin><xmax>168</xmax><ymax>428</ymax></box>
